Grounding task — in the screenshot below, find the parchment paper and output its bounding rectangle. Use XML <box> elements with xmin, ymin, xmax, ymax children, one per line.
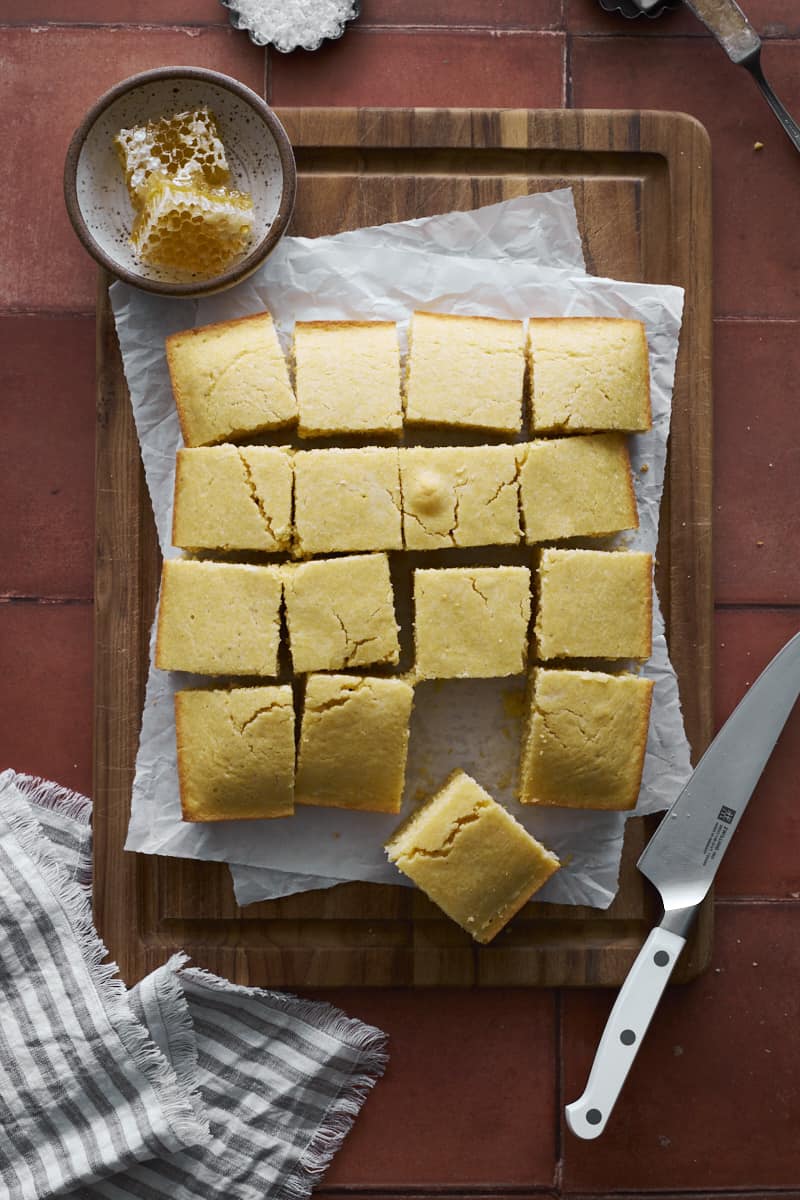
<box><xmin>111</xmin><ymin>187</ymin><xmax>692</xmax><ymax>910</ymax></box>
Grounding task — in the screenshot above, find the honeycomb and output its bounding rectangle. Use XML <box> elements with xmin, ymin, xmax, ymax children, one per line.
<box><xmin>115</xmin><ymin>108</ymin><xmax>231</xmax><ymax>207</ymax></box>
<box><xmin>131</xmin><ymin>174</ymin><xmax>254</xmax><ymax>276</ymax></box>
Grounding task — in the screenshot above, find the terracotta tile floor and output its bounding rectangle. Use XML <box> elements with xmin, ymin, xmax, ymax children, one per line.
<box><xmin>1</xmin><ymin>3</ymin><xmax>798</xmax><ymax>1194</ymax></box>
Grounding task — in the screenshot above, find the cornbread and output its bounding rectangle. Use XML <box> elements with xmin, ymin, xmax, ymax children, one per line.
<box><xmin>155</xmin><ymin>558</ymin><xmax>282</xmax><ymax>676</ymax></box>
<box><xmin>528</xmin><ymin>318</ymin><xmax>651</xmax><ymax>433</ymax></box>
<box><xmin>518</xmin><ymin>434</ymin><xmax>638</xmax><ymax>543</ymax></box>
<box><xmin>400</xmin><ymin>445</ymin><xmax>521</xmax><ymax>550</ymax></box>
<box><xmin>295</xmin><ymin>674</ymin><xmax>414</xmax><ymax>813</ymax></box>
<box><xmin>535</xmin><ymin>548</ymin><xmax>652</xmax><ymax>661</ymax></box>
<box><xmin>293</xmin><ymin>321</ymin><xmax>402</xmax><ymax>437</ymax></box>
<box><xmin>404</xmin><ymin>311</ymin><xmax>525</xmax><ymax>433</ymax></box>
<box><xmin>293</xmin><ymin>448</ymin><xmax>402</xmax><ymax>556</ymax></box>
<box><xmin>175</xmin><ymin>686</ymin><xmax>294</xmax><ymax>821</ymax></box>
<box><xmin>172</xmin><ymin>445</ymin><xmax>293</xmax><ymax>553</ymax></box>
<box><xmin>283</xmin><ymin>553</ymin><xmax>400</xmax><ymax>674</ymax></box>
<box><xmin>413</xmin><ymin>566</ymin><xmax>531</xmax><ymax>679</ymax></box>
<box><xmin>166</xmin><ymin>312</ymin><xmax>297</xmax><ymax>447</ymax></box>
<box><xmin>520</xmin><ymin>668</ymin><xmax>654</xmax><ymax>810</ymax></box>
<box><xmin>385</xmin><ymin>770</ymin><xmax>560</xmax><ymax>944</ymax></box>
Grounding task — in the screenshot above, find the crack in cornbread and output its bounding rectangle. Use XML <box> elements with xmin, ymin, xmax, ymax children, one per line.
<box><xmin>386</xmin><ymin>769</ymin><xmax>560</xmax><ymax>943</ymax></box>
<box><xmin>293</xmin><ymin>447</ymin><xmax>403</xmax><ymax>556</ymax></box>
<box><xmin>527</xmin><ymin>317</ymin><xmax>651</xmax><ymax>434</ymax></box>
<box><xmin>519</xmin><ymin>668</ymin><xmax>654</xmax><ymax>810</ymax></box>
<box><xmin>175</xmin><ymin>685</ymin><xmax>294</xmax><ymax>821</ymax></box>
<box><xmin>413</xmin><ymin>566</ymin><xmax>531</xmax><ymax>679</ymax></box>
<box><xmin>400</xmin><ymin>444</ymin><xmax>521</xmax><ymax>550</ymax></box>
<box><xmin>295</xmin><ymin>674</ymin><xmax>414</xmax><ymax>812</ymax></box>
<box><xmin>166</xmin><ymin>312</ymin><xmax>297</xmax><ymax>447</ymax></box>
<box><xmin>517</xmin><ymin>434</ymin><xmax>638</xmax><ymax>544</ymax></box>
<box><xmin>404</xmin><ymin>312</ymin><xmax>525</xmax><ymax>433</ymax></box>
<box><xmin>534</xmin><ymin>548</ymin><xmax>652</xmax><ymax>661</ymax></box>
<box><xmin>172</xmin><ymin>445</ymin><xmax>293</xmax><ymax>553</ymax></box>
<box><xmin>283</xmin><ymin>554</ymin><xmax>400</xmax><ymax>674</ymax></box>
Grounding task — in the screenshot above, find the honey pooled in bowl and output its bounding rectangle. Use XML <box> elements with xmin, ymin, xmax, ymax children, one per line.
<box><xmin>115</xmin><ymin>108</ymin><xmax>254</xmax><ymax>278</ymax></box>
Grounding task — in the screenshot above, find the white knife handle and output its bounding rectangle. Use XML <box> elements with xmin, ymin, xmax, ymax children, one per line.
<box><xmin>565</xmin><ymin>925</ymin><xmax>686</xmax><ymax>1140</ymax></box>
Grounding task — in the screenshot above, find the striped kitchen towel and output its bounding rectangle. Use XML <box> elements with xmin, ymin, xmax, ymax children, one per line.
<box><xmin>0</xmin><ymin>770</ymin><xmax>388</xmax><ymax>1200</ymax></box>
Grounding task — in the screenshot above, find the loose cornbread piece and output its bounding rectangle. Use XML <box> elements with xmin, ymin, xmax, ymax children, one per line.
<box><xmin>166</xmin><ymin>311</ymin><xmax>297</xmax><ymax>447</ymax></box>
<box><xmin>283</xmin><ymin>553</ymin><xmax>400</xmax><ymax>674</ymax></box>
<box><xmin>400</xmin><ymin>444</ymin><xmax>521</xmax><ymax>550</ymax></box>
<box><xmin>155</xmin><ymin>558</ymin><xmax>282</xmax><ymax>676</ymax></box>
<box><xmin>404</xmin><ymin>311</ymin><xmax>525</xmax><ymax>433</ymax></box>
<box><xmin>172</xmin><ymin>445</ymin><xmax>293</xmax><ymax>553</ymax></box>
<box><xmin>293</xmin><ymin>321</ymin><xmax>402</xmax><ymax>437</ymax></box>
<box><xmin>528</xmin><ymin>318</ymin><xmax>651</xmax><ymax>433</ymax></box>
<box><xmin>518</xmin><ymin>434</ymin><xmax>638</xmax><ymax>544</ymax></box>
<box><xmin>413</xmin><ymin>566</ymin><xmax>531</xmax><ymax>679</ymax></box>
<box><xmin>519</xmin><ymin>668</ymin><xmax>654</xmax><ymax>811</ymax></box>
<box><xmin>535</xmin><ymin>548</ymin><xmax>652</xmax><ymax>661</ymax></box>
<box><xmin>385</xmin><ymin>770</ymin><xmax>560</xmax><ymax>944</ymax></box>
<box><xmin>175</xmin><ymin>686</ymin><xmax>294</xmax><ymax>821</ymax></box>
<box><xmin>293</xmin><ymin>447</ymin><xmax>402</xmax><ymax>556</ymax></box>
<box><xmin>296</xmin><ymin>674</ymin><xmax>414</xmax><ymax>813</ymax></box>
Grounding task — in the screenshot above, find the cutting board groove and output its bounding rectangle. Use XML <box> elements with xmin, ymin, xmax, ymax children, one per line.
<box><xmin>94</xmin><ymin>107</ymin><xmax>713</xmax><ymax>988</ymax></box>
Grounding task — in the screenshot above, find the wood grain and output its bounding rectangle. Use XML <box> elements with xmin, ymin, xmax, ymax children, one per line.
<box><xmin>94</xmin><ymin>108</ymin><xmax>713</xmax><ymax>988</ymax></box>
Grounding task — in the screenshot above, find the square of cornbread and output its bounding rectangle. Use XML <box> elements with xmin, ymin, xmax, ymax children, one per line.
<box><xmin>155</xmin><ymin>559</ymin><xmax>282</xmax><ymax>676</ymax></box>
<box><xmin>293</xmin><ymin>321</ymin><xmax>402</xmax><ymax>437</ymax></box>
<box><xmin>404</xmin><ymin>312</ymin><xmax>525</xmax><ymax>433</ymax></box>
<box><xmin>294</xmin><ymin>447</ymin><xmax>402</xmax><ymax>556</ymax></box>
<box><xmin>518</xmin><ymin>434</ymin><xmax>638</xmax><ymax>544</ymax></box>
<box><xmin>535</xmin><ymin>548</ymin><xmax>652</xmax><ymax>661</ymax></box>
<box><xmin>166</xmin><ymin>311</ymin><xmax>297</xmax><ymax>447</ymax></box>
<box><xmin>400</xmin><ymin>445</ymin><xmax>521</xmax><ymax>550</ymax></box>
<box><xmin>385</xmin><ymin>770</ymin><xmax>560</xmax><ymax>944</ymax></box>
<box><xmin>283</xmin><ymin>553</ymin><xmax>400</xmax><ymax>673</ymax></box>
<box><xmin>172</xmin><ymin>445</ymin><xmax>293</xmax><ymax>553</ymax></box>
<box><xmin>528</xmin><ymin>318</ymin><xmax>651</xmax><ymax>433</ymax></box>
<box><xmin>520</xmin><ymin>668</ymin><xmax>654</xmax><ymax>810</ymax></box>
<box><xmin>296</xmin><ymin>674</ymin><xmax>414</xmax><ymax>813</ymax></box>
<box><xmin>414</xmin><ymin>566</ymin><xmax>531</xmax><ymax>678</ymax></box>
<box><xmin>175</xmin><ymin>686</ymin><xmax>294</xmax><ymax>821</ymax></box>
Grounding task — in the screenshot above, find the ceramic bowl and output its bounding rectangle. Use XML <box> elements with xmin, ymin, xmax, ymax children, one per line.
<box><xmin>63</xmin><ymin>67</ymin><xmax>296</xmax><ymax>298</ymax></box>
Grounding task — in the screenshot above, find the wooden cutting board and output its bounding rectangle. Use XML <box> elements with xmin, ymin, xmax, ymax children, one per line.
<box><xmin>94</xmin><ymin>108</ymin><xmax>713</xmax><ymax>988</ymax></box>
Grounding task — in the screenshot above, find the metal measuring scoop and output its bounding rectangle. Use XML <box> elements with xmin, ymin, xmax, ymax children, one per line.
<box><xmin>630</xmin><ymin>0</ymin><xmax>800</xmax><ymax>153</ymax></box>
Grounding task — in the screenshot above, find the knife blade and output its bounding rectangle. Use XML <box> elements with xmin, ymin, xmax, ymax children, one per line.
<box><xmin>565</xmin><ymin>628</ymin><xmax>800</xmax><ymax>1140</ymax></box>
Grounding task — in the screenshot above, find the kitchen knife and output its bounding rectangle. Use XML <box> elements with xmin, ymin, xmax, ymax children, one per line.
<box><xmin>565</xmin><ymin>628</ymin><xmax>800</xmax><ymax>1140</ymax></box>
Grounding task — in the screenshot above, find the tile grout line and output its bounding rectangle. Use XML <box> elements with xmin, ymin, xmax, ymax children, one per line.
<box><xmin>2</xmin><ymin>21</ymin><xmax>797</xmax><ymax>40</ymax></box>
<box><xmin>553</xmin><ymin>987</ymin><xmax>564</xmax><ymax>1195</ymax></box>
<box><xmin>0</xmin><ymin>597</ymin><xmax>92</xmax><ymax>606</ymax></box>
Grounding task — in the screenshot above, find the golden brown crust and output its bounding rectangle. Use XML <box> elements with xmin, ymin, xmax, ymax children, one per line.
<box><xmin>153</xmin><ymin>561</ymin><xmax>174</xmax><ymax>671</ymax></box>
<box><xmin>293</xmin><ymin>320</ymin><xmax>397</xmax><ymax>333</ymax></box>
<box><xmin>166</xmin><ymin>310</ymin><xmax>275</xmax><ymax>354</ymax></box>
<box><xmin>412</xmin><ymin>310</ymin><xmax>522</xmax><ymax>330</ymax></box>
<box><xmin>170</xmin><ymin>449</ymin><xmax>187</xmax><ymax>548</ymax></box>
<box><xmin>174</xmin><ymin>690</ymin><xmax>196</xmax><ymax>822</ymax></box>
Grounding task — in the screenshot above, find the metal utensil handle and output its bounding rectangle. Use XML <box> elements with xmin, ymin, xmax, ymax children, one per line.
<box><xmin>564</xmin><ymin>926</ymin><xmax>686</xmax><ymax>1140</ymax></box>
<box><xmin>744</xmin><ymin>49</ymin><xmax>800</xmax><ymax>154</ymax></box>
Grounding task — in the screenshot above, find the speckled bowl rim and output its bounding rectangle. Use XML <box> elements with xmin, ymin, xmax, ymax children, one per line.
<box><xmin>63</xmin><ymin>66</ymin><xmax>296</xmax><ymax>298</ymax></box>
